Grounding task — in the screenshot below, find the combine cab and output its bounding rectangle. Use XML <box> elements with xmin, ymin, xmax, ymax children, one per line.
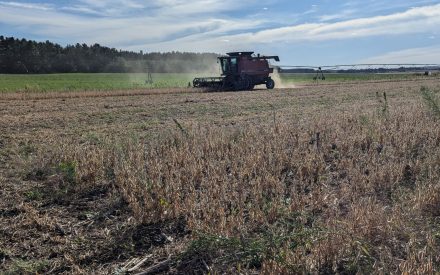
<box><xmin>193</xmin><ymin>52</ymin><xmax>280</xmax><ymax>91</ymax></box>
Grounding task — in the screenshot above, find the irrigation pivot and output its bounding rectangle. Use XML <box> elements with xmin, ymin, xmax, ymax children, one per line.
<box><xmin>278</xmin><ymin>63</ymin><xmax>440</xmax><ymax>81</ymax></box>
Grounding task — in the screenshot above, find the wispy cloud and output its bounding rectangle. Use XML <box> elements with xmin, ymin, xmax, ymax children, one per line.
<box><xmin>0</xmin><ymin>1</ymin><xmax>266</xmax><ymax>47</ymax></box>
<box><xmin>361</xmin><ymin>46</ymin><xmax>440</xmax><ymax>63</ymax></box>
<box><xmin>342</xmin><ymin>0</ymin><xmax>439</xmax><ymax>13</ymax></box>
<box><xmin>318</xmin><ymin>9</ymin><xmax>357</xmax><ymax>22</ymax></box>
<box><xmin>0</xmin><ymin>1</ymin><xmax>53</xmax><ymax>10</ymax></box>
<box><xmin>204</xmin><ymin>4</ymin><xmax>440</xmax><ymax>48</ymax></box>
<box><xmin>59</xmin><ymin>5</ymin><xmax>103</xmax><ymax>16</ymax></box>
<box><xmin>1</xmin><ymin>0</ymin><xmax>440</xmax><ymax>65</ymax></box>
<box><xmin>63</xmin><ymin>0</ymin><xmax>260</xmax><ymax>17</ymax></box>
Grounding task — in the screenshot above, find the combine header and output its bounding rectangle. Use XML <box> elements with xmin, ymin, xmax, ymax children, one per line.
<box><xmin>193</xmin><ymin>52</ymin><xmax>280</xmax><ymax>91</ymax></box>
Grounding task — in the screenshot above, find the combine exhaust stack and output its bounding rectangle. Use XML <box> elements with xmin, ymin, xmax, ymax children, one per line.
<box><xmin>193</xmin><ymin>52</ymin><xmax>280</xmax><ymax>91</ymax></box>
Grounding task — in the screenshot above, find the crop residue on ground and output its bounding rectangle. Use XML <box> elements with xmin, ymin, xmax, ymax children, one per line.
<box><xmin>1</xmin><ymin>79</ymin><xmax>439</xmax><ymax>274</ymax></box>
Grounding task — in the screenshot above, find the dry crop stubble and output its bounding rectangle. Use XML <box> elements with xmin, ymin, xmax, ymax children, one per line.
<box><xmin>38</xmin><ymin>100</ymin><xmax>440</xmax><ymax>273</ymax></box>
<box><xmin>1</xmin><ymin>79</ymin><xmax>439</xmax><ymax>273</ymax></box>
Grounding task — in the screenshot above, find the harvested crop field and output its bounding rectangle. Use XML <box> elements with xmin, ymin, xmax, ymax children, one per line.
<box><xmin>1</xmin><ymin>79</ymin><xmax>440</xmax><ymax>274</ymax></box>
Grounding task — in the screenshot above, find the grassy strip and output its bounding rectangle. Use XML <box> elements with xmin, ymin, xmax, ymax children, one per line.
<box><xmin>0</xmin><ymin>73</ymin><xmax>197</xmax><ymax>93</ymax></box>
<box><xmin>0</xmin><ymin>72</ymin><xmax>434</xmax><ymax>93</ymax></box>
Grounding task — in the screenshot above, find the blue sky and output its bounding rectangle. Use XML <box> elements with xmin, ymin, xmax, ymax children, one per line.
<box><xmin>1</xmin><ymin>0</ymin><xmax>440</xmax><ymax>65</ymax></box>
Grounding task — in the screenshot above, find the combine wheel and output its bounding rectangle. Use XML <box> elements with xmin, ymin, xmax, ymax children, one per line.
<box><xmin>232</xmin><ymin>78</ymin><xmax>250</xmax><ymax>91</ymax></box>
<box><xmin>233</xmin><ymin>81</ymin><xmax>242</xmax><ymax>91</ymax></box>
<box><xmin>223</xmin><ymin>82</ymin><xmax>233</xmax><ymax>91</ymax></box>
<box><xmin>266</xmin><ymin>78</ymin><xmax>275</xmax><ymax>89</ymax></box>
<box><xmin>245</xmin><ymin>77</ymin><xmax>254</xmax><ymax>90</ymax></box>
<box><xmin>243</xmin><ymin>78</ymin><xmax>250</xmax><ymax>91</ymax></box>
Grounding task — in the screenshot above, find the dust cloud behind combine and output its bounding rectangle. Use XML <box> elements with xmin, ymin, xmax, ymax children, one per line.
<box><xmin>120</xmin><ymin>56</ymin><xmax>221</xmax><ymax>86</ymax></box>
<box><xmin>271</xmin><ymin>68</ymin><xmax>297</xmax><ymax>89</ymax></box>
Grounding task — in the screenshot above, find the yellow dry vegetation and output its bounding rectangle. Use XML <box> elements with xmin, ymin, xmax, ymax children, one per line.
<box><xmin>0</xmin><ymin>79</ymin><xmax>439</xmax><ymax>273</ymax></box>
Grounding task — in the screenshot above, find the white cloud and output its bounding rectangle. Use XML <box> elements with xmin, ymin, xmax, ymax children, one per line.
<box><xmin>70</xmin><ymin>0</ymin><xmax>260</xmax><ymax>16</ymax></box>
<box><xmin>59</xmin><ymin>5</ymin><xmax>103</xmax><ymax>15</ymax></box>
<box><xmin>1</xmin><ymin>1</ymin><xmax>440</xmax><ymax>56</ymax></box>
<box><xmin>0</xmin><ymin>0</ymin><xmax>261</xmax><ymax>17</ymax></box>
<box><xmin>79</xmin><ymin>0</ymin><xmax>144</xmax><ymax>9</ymax></box>
<box><xmin>0</xmin><ymin>1</ymin><xmax>53</xmax><ymax>10</ymax></box>
<box><xmin>342</xmin><ymin>0</ymin><xmax>440</xmax><ymax>13</ymax></box>
<box><xmin>318</xmin><ymin>9</ymin><xmax>357</xmax><ymax>22</ymax></box>
<box><xmin>137</xmin><ymin>3</ymin><xmax>440</xmax><ymax>52</ymax></box>
<box><xmin>0</xmin><ymin>2</ymin><xmax>265</xmax><ymax>48</ymax></box>
<box><xmin>361</xmin><ymin>46</ymin><xmax>440</xmax><ymax>63</ymax></box>
<box><xmin>207</xmin><ymin>3</ymin><xmax>440</xmax><ymax>46</ymax></box>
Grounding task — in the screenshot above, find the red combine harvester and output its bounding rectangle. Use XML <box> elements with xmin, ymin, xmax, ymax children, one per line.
<box><xmin>193</xmin><ymin>52</ymin><xmax>280</xmax><ymax>91</ymax></box>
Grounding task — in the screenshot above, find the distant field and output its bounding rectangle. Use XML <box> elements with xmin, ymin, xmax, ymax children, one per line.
<box><xmin>279</xmin><ymin>72</ymin><xmax>434</xmax><ymax>83</ymax></box>
<box><xmin>1</xmin><ymin>72</ymin><xmax>435</xmax><ymax>93</ymax></box>
<box><xmin>0</xmin><ymin>73</ymin><xmax>197</xmax><ymax>92</ymax></box>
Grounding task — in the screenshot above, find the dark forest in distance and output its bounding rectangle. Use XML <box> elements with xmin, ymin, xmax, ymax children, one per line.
<box><xmin>0</xmin><ymin>36</ymin><xmax>218</xmax><ymax>74</ymax></box>
<box><xmin>1</xmin><ymin>36</ymin><xmax>438</xmax><ymax>75</ymax></box>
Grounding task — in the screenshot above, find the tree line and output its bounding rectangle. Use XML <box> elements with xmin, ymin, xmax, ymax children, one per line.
<box><xmin>0</xmin><ymin>36</ymin><xmax>219</xmax><ymax>74</ymax></box>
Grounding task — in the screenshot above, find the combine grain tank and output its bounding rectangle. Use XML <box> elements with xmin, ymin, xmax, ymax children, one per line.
<box><xmin>193</xmin><ymin>52</ymin><xmax>280</xmax><ymax>91</ymax></box>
